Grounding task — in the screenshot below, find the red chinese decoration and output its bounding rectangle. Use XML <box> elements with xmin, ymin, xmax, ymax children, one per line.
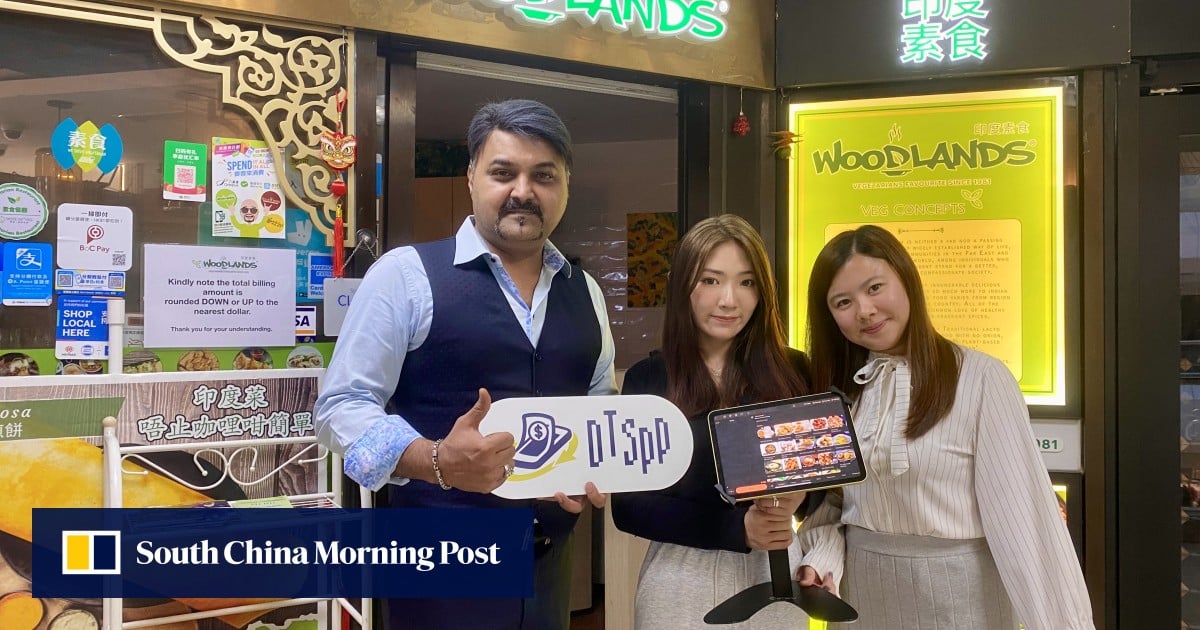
<box><xmin>732</xmin><ymin>113</ymin><xmax>750</xmax><ymax>136</ymax></box>
<box><xmin>731</xmin><ymin>88</ymin><xmax>750</xmax><ymax>136</ymax></box>
<box><xmin>319</xmin><ymin>131</ymin><xmax>357</xmax><ymax>171</ymax></box>
<box><xmin>320</xmin><ymin>86</ymin><xmax>356</xmax><ymax>278</ymax></box>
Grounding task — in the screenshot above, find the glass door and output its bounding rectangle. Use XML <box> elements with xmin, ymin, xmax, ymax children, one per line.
<box><xmin>1183</xmin><ymin>134</ymin><xmax>1200</xmax><ymax>629</ymax></box>
<box><xmin>1126</xmin><ymin>70</ymin><xmax>1200</xmax><ymax>630</ymax></box>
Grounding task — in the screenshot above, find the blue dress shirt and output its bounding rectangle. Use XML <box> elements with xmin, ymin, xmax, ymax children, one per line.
<box><xmin>314</xmin><ymin>218</ymin><xmax>617</xmax><ymax>491</ymax></box>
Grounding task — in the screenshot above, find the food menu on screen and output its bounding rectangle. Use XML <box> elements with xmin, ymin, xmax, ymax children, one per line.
<box><xmin>754</xmin><ymin>412</ymin><xmax>859</xmax><ymax>490</ymax></box>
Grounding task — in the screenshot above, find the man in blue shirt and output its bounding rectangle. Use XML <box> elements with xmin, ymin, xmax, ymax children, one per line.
<box><xmin>315</xmin><ymin>99</ymin><xmax>615</xmax><ymax>629</ymax></box>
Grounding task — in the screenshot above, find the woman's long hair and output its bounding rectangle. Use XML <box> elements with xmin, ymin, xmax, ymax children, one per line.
<box><xmin>806</xmin><ymin>225</ymin><xmax>960</xmax><ymax>439</ymax></box>
<box><xmin>663</xmin><ymin>215</ymin><xmax>808</xmax><ymax>416</ymax></box>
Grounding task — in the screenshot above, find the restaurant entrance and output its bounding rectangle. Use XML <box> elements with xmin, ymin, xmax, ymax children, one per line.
<box><xmin>1154</xmin><ymin>69</ymin><xmax>1200</xmax><ymax>630</ymax></box>
<box><xmin>1122</xmin><ymin>57</ymin><xmax>1200</xmax><ymax>630</ymax></box>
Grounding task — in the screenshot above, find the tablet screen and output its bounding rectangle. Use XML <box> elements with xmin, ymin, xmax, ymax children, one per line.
<box><xmin>708</xmin><ymin>392</ymin><xmax>866</xmax><ymax>501</ymax></box>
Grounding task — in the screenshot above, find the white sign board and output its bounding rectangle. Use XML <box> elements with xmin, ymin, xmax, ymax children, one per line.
<box><xmin>142</xmin><ymin>244</ymin><xmax>296</xmax><ymax>348</ymax></box>
<box><xmin>481</xmin><ymin>395</ymin><xmax>692</xmax><ymax>499</ymax></box>
<box><xmin>57</xmin><ymin>203</ymin><xmax>133</xmax><ymax>271</ymax></box>
<box><xmin>1030</xmin><ymin>418</ymin><xmax>1081</xmax><ymax>473</ymax></box>
<box><xmin>322</xmin><ymin>277</ymin><xmax>362</xmax><ymax>336</ymax></box>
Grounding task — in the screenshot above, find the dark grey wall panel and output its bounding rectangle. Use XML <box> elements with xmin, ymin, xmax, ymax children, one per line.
<box><xmin>777</xmin><ymin>0</ymin><xmax>1129</xmax><ymax>87</ymax></box>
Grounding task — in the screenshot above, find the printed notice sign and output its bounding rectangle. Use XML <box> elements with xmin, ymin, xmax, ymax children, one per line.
<box><xmin>55</xmin><ymin>296</ymin><xmax>110</xmax><ymax>359</ymax></box>
<box><xmin>786</xmin><ymin>87</ymin><xmax>1065</xmax><ymax>405</ymax></box>
<box><xmin>142</xmin><ymin>244</ymin><xmax>296</xmax><ymax>348</ymax></box>
<box><xmin>57</xmin><ymin>204</ymin><xmax>133</xmax><ymax>271</ymax></box>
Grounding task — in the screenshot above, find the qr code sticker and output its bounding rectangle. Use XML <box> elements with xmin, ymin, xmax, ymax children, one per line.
<box><xmin>108</xmin><ymin>274</ymin><xmax>125</xmax><ymax>290</ymax></box>
<box><xmin>112</xmin><ymin>253</ymin><xmax>127</xmax><ymax>267</ymax></box>
<box><xmin>56</xmin><ymin>271</ymin><xmax>74</xmax><ymax>287</ymax></box>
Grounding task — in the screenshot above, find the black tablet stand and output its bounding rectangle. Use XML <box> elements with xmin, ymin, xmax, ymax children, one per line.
<box><xmin>703</xmin><ymin>549</ymin><xmax>858</xmax><ymax>624</ymax></box>
<box><xmin>704</xmin><ymin>487</ymin><xmax>858</xmax><ymax>625</ymax></box>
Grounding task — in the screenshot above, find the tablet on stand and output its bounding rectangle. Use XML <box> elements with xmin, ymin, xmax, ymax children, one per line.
<box><xmin>703</xmin><ymin>391</ymin><xmax>864</xmax><ymax>625</ymax></box>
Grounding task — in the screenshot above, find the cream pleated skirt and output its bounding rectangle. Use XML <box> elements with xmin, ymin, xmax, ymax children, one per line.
<box><xmin>831</xmin><ymin>525</ymin><xmax>1019</xmax><ymax>630</ymax></box>
<box><xmin>633</xmin><ymin>540</ymin><xmax>811</xmax><ymax>630</ymax></box>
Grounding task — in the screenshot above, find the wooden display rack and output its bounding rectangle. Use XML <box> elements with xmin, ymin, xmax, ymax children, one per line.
<box><xmin>99</xmin><ymin>418</ymin><xmax>372</xmax><ymax>630</ymax></box>
<box><xmin>93</xmin><ymin>297</ymin><xmax>371</xmax><ymax>630</ymax></box>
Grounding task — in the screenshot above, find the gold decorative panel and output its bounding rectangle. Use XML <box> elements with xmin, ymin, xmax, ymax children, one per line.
<box><xmin>170</xmin><ymin>0</ymin><xmax>774</xmax><ymax>88</ymax></box>
<box><xmin>0</xmin><ymin>0</ymin><xmax>354</xmax><ymax>245</ymax></box>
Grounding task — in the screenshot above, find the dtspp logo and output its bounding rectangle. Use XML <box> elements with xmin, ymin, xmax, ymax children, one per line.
<box><xmin>86</xmin><ymin>224</ymin><xmax>105</xmax><ymax>243</ymax></box>
<box><xmin>513</xmin><ymin>413</ymin><xmax>573</xmax><ymax>472</ymax></box>
<box><xmin>63</xmin><ymin>530</ymin><xmax>121</xmax><ymax>575</ymax></box>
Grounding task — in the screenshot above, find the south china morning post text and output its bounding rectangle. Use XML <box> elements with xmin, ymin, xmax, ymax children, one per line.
<box><xmin>31</xmin><ymin>508</ymin><xmax>534</xmax><ymax>599</ymax></box>
<box><xmin>133</xmin><ymin>536</ymin><xmax>498</xmax><ymax>572</ymax></box>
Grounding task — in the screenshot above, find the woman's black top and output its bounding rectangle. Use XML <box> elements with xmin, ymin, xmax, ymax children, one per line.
<box><xmin>609</xmin><ymin>348</ymin><xmax>812</xmax><ymax>553</ymax></box>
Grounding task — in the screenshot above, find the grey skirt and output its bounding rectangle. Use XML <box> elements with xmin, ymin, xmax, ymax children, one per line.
<box><xmin>634</xmin><ymin>540</ymin><xmax>810</xmax><ymax>630</ymax></box>
<box><xmin>831</xmin><ymin>526</ymin><xmax>1018</xmax><ymax>630</ymax></box>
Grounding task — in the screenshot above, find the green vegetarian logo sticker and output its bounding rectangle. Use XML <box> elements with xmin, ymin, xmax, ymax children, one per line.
<box><xmin>0</xmin><ymin>183</ymin><xmax>49</xmax><ymax>240</ymax></box>
<box><xmin>50</xmin><ymin>117</ymin><xmax>125</xmax><ymax>174</ymax></box>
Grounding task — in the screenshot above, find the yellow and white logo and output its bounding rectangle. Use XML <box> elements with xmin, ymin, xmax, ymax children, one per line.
<box><xmin>63</xmin><ymin>530</ymin><xmax>121</xmax><ymax>575</ymax></box>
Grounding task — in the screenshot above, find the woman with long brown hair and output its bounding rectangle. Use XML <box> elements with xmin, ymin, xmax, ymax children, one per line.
<box><xmin>611</xmin><ymin>214</ymin><xmax>811</xmax><ymax>628</ymax></box>
<box><xmin>796</xmin><ymin>225</ymin><xmax>1091</xmax><ymax>629</ymax></box>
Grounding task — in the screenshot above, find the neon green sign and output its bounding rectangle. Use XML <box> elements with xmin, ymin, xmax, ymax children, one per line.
<box><xmin>787</xmin><ymin>88</ymin><xmax>1066</xmax><ymax>406</ymax></box>
<box><xmin>900</xmin><ymin>0</ymin><xmax>990</xmax><ymax>64</ymax></box>
<box><xmin>479</xmin><ymin>0</ymin><xmax>729</xmax><ymax>42</ymax></box>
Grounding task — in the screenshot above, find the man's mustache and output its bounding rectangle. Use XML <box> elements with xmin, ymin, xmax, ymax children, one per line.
<box><xmin>500</xmin><ymin>199</ymin><xmax>542</xmax><ymax>218</ymax></box>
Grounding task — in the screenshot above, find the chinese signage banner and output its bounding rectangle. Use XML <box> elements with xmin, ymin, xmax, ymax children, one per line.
<box><xmin>211</xmin><ymin>137</ymin><xmax>285</xmax><ymax>239</ymax></box>
<box><xmin>0</xmin><ymin>372</ymin><xmax>323</xmax><ymax>628</ymax></box>
<box><xmin>899</xmin><ymin>0</ymin><xmax>989</xmax><ymax>64</ymax></box>
<box><xmin>786</xmin><ymin>87</ymin><xmax>1065</xmax><ymax>405</ymax></box>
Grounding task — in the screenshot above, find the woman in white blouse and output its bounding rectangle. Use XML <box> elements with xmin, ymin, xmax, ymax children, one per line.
<box><xmin>795</xmin><ymin>225</ymin><xmax>1092</xmax><ymax>630</ymax></box>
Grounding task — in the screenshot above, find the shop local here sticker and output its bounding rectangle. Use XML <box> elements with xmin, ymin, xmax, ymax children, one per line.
<box><xmin>480</xmin><ymin>395</ymin><xmax>692</xmax><ymax>500</ymax></box>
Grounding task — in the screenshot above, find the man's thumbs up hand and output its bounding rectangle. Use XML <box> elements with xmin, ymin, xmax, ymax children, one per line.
<box><xmin>438</xmin><ymin>388</ymin><xmax>516</xmax><ymax>493</ymax></box>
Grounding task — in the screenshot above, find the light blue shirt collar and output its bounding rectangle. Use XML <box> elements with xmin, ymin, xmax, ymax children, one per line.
<box><xmin>453</xmin><ymin>217</ymin><xmax>571</xmax><ymax>278</ymax></box>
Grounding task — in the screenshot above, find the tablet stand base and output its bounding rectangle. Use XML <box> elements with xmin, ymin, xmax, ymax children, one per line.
<box><xmin>703</xmin><ymin>550</ymin><xmax>858</xmax><ymax>625</ymax></box>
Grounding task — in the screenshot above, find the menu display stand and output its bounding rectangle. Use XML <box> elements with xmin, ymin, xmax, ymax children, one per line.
<box><xmin>704</xmin><ymin>391</ymin><xmax>866</xmax><ymax>625</ymax></box>
<box><xmin>95</xmin><ymin>298</ymin><xmax>370</xmax><ymax>630</ymax></box>
<box><xmin>99</xmin><ymin>418</ymin><xmax>371</xmax><ymax>629</ymax></box>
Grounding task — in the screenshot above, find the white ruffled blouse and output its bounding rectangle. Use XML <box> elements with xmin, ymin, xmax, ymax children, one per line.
<box><xmin>798</xmin><ymin>347</ymin><xmax>1093</xmax><ymax>630</ymax></box>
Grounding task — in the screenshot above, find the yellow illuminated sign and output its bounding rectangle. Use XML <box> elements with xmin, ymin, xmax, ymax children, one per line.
<box><xmin>787</xmin><ymin>88</ymin><xmax>1066</xmax><ymax>405</ymax></box>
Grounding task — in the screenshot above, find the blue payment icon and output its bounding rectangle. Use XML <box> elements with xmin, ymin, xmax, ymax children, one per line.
<box><xmin>15</xmin><ymin>247</ymin><xmax>42</xmax><ymax>269</ymax></box>
<box><xmin>513</xmin><ymin>413</ymin><xmax>572</xmax><ymax>470</ymax></box>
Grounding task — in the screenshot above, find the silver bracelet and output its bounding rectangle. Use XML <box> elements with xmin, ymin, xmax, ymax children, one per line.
<box><xmin>431</xmin><ymin>439</ymin><xmax>451</xmax><ymax>490</ymax></box>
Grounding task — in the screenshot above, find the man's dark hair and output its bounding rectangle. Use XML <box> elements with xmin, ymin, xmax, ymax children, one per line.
<box><xmin>466</xmin><ymin>99</ymin><xmax>573</xmax><ymax>171</ymax></box>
